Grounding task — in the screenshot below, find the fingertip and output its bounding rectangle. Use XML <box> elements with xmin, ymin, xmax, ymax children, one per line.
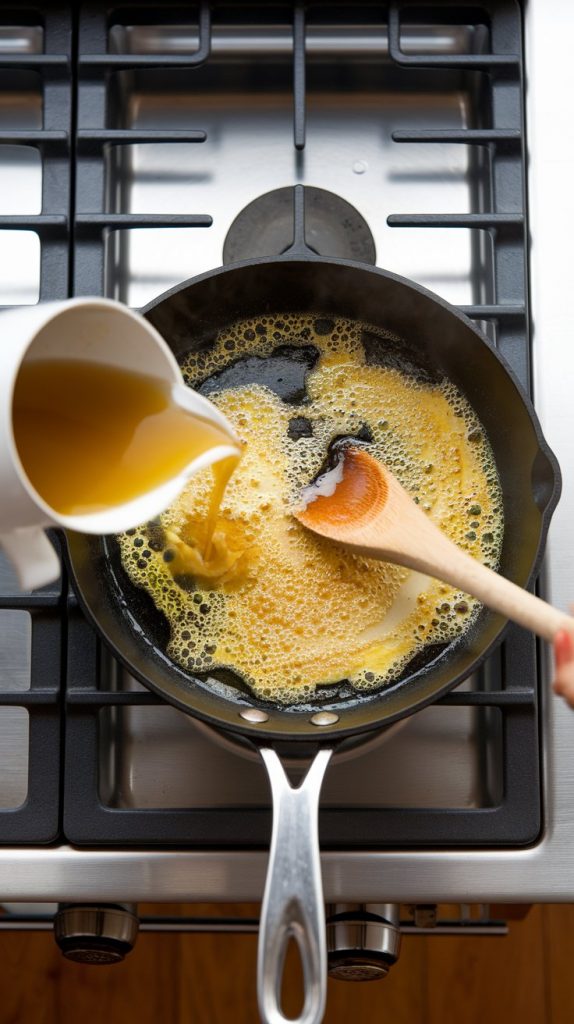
<box><xmin>554</xmin><ymin>629</ymin><xmax>574</xmax><ymax>667</ymax></box>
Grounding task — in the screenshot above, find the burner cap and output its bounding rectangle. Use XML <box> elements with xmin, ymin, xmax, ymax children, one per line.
<box><xmin>223</xmin><ymin>186</ymin><xmax>376</xmax><ymax>265</ymax></box>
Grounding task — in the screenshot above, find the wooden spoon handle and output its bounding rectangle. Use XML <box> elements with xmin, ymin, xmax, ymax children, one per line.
<box><xmin>402</xmin><ymin>523</ymin><xmax>574</xmax><ymax>643</ymax></box>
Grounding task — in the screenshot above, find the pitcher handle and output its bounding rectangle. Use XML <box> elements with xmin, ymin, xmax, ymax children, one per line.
<box><xmin>0</xmin><ymin>527</ymin><xmax>60</xmax><ymax>590</ymax></box>
<box><xmin>257</xmin><ymin>747</ymin><xmax>333</xmax><ymax>1024</ymax></box>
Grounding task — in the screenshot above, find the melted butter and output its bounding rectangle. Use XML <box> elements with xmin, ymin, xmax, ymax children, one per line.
<box><xmin>12</xmin><ymin>359</ymin><xmax>238</xmax><ymax>517</ymax></box>
<box><xmin>118</xmin><ymin>314</ymin><xmax>503</xmax><ymax>704</ymax></box>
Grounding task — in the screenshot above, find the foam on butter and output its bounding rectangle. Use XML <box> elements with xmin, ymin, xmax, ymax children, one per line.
<box><xmin>118</xmin><ymin>314</ymin><xmax>503</xmax><ymax>704</ymax></box>
<box><xmin>300</xmin><ymin>460</ymin><xmax>345</xmax><ymax>508</ymax></box>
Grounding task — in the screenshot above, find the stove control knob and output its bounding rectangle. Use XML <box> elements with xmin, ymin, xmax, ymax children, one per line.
<box><xmin>327</xmin><ymin>955</ymin><xmax>393</xmax><ymax>982</ymax></box>
<box><xmin>54</xmin><ymin>903</ymin><xmax>139</xmax><ymax>964</ymax></box>
<box><xmin>326</xmin><ymin>903</ymin><xmax>401</xmax><ymax>982</ymax></box>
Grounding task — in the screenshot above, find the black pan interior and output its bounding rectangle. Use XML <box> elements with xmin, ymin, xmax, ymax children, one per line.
<box><xmin>66</xmin><ymin>257</ymin><xmax>560</xmax><ymax>742</ymax></box>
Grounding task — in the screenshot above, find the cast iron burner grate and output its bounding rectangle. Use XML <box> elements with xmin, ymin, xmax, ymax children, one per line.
<box><xmin>0</xmin><ymin>0</ymin><xmax>541</xmax><ymax>849</ymax></box>
<box><xmin>0</xmin><ymin>4</ymin><xmax>72</xmax><ymax>843</ymax></box>
<box><xmin>222</xmin><ymin>186</ymin><xmax>377</xmax><ymax>264</ymax></box>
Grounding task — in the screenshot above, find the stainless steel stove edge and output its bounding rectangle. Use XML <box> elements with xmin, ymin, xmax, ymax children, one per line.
<box><xmin>2</xmin><ymin>0</ymin><xmax>574</xmax><ymax>904</ymax></box>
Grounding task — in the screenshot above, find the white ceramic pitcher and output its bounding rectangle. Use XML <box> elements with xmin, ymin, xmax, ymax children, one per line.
<box><xmin>0</xmin><ymin>297</ymin><xmax>240</xmax><ymax>590</ymax></box>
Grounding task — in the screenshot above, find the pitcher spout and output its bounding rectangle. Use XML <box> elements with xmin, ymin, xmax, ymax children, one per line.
<box><xmin>171</xmin><ymin>382</ymin><xmax>241</xmax><ymax>449</ymax></box>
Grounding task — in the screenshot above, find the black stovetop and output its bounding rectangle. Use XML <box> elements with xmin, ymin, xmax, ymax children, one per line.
<box><xmin>0</xmin><ymin>1</ymin><xmax>540</xmax><ymax>849</ymax></box>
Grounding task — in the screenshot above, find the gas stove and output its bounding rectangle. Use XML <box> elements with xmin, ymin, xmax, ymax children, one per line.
<box><xmin>1</xmin><ymin>0</ymin><xmax>574</xmax><ymax>974</ymax></box>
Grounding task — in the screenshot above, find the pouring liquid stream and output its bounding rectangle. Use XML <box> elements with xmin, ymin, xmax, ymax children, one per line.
<box><xmin>12</xmin><ymin>359</ymin><xmax>241</xmax><ymax>534</ymax></box>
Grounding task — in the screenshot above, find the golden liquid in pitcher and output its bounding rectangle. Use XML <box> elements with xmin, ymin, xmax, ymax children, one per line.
<box><xmin>12</xmin><ymin>359</ymin><xmax>239</xmax><ymax>518</ymax></box>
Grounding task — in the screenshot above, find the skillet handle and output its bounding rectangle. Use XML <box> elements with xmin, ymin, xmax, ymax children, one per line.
<box><xmin>257</xmin><ymin>747</ymin><xmax>333</xmax><ymax>1024</ymax></box>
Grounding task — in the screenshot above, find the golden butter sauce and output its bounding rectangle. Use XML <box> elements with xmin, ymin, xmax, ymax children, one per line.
<box><xmin>118</xmin><ymin>314</ymin><xmax>504</xmax><ymax>705</ymax></box>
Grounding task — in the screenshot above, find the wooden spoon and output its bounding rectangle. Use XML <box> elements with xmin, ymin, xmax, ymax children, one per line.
<box><xmin>294</xmin><ymin>447</ymin><xmax>573</xmax><ymax>642</ymax></box>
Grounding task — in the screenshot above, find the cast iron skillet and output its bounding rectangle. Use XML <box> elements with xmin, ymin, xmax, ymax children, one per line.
<box><xmin>67</xmin><ymin>244</ymin><xmax>560</xmax><ymax>1024</ymax></box>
